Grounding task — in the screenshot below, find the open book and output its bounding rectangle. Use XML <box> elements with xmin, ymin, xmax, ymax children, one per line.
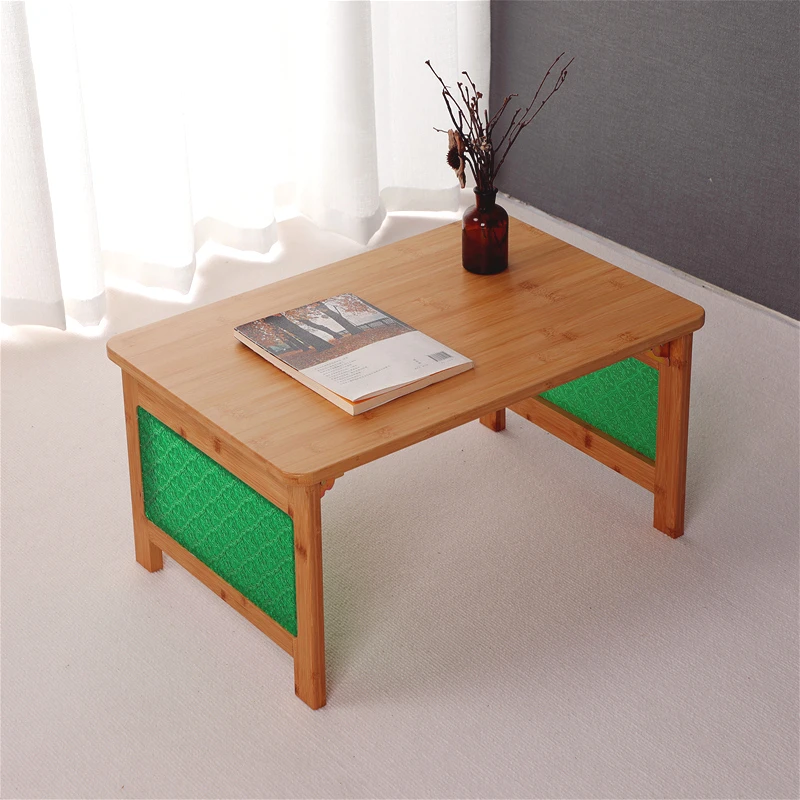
<box><xmin>234</xmin><ymin>293</ymin><xmax>473</xmax><ymax>414</ymax></box>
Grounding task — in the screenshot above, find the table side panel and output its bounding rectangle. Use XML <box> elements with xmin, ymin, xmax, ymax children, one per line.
<box><xmin>540</xmin><ymin>357</ymin><xmax>659</xmax><ymax>460</ymax></box>
<box><xmin>137</xmin><ymin>407</ymin><xmax>299</xmax><ymax>637</ymax></box>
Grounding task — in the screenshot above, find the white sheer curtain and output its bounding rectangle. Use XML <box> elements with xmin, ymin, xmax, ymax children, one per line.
<box><xmin>0</xmin><ymin>0</ymin><xmax>490</xmax><ymax>329</ymax></box>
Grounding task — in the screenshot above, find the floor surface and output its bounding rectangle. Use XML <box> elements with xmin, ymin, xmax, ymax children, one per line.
<box><xmin>2</xmin><ymin>199</ymin><xmax>798</xmax><ymax>799</ymax></box>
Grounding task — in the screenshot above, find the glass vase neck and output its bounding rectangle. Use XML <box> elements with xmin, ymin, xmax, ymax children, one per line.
<box><xmin>474</xmin><ymin>188</ymin><xmax>497</xmax><ymax>212</ymax></box>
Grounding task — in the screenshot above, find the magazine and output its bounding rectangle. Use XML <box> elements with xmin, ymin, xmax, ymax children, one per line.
<box><xmin>234</xmin><ymin>293</ymin><xmax>473</xmax><ymax>414</ymax></box>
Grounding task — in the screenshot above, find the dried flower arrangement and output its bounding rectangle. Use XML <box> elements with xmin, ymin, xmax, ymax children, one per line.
<box><xmin>425</xmin><ymin>53</ymin><xmax>574</xmax><ymax>193</ymax></box>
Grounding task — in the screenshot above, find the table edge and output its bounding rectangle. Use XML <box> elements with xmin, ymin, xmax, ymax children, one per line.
<box><xmin>107</xmin><ymin>305</ymin><xmax>703</xmax><ymax>486</ymax></box>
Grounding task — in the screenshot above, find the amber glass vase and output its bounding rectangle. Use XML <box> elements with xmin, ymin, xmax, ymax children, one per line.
<box><xmin>462</xmin><ymin>188</ymin><xmax>509</xmax><ymax>274</ymax></box>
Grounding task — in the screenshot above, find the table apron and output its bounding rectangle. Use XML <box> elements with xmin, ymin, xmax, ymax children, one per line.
<box><xmin>136</xmin><ymin>378</ymin><xmax>291</xmax><ymax>514</ymax></box>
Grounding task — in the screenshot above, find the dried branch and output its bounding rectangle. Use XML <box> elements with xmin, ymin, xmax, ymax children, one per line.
<box><xmin>426</xmin><ymin>53</ymin><xmax>573</xmax><ymax>191</ymax></box>
<box><xmin>492</xmin><ymin>56</ymin><xmax>574</xmax><ymax>180</ymax></box>
<box><xmin>487</xmin><ymin>93</ymin><xmax>517</xmax><ymax>133</ymax></box>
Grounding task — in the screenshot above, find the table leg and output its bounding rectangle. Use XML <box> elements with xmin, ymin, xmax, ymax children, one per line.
<box><xmin>122</xmin><ymin>372</ymin><xmax>163</xmax><ymax>572</ymax></box>
<box><xmin>653</xmin><ymin>333</ymin><xmax>693</xmax><ymax>538</ymax></box>
<box><xmin>290</xmin><ymin>483</ymin><xmax>326</xmax><ymax>709</ymax></box>
<box><xmin>480</xmin><ymin>408</ymin><xmax>506</xmax><ymax>432</ymax></box>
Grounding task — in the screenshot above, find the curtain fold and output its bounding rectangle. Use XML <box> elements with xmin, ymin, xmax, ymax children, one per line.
<box><xmin>1</xmin><ymin>2</ymin><xmax>66</xmax><ymax>328</ymax></box>
<box><xmin>1</xmin><ymin>0</ymin><xmax>490</xmax><ymax>329</ymax></box>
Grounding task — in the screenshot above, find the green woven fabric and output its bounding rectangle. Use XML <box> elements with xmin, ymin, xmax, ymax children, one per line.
<box><xmin>541</xmin><ymin>358</ymin><xmax>658</xmax><ymax>459</ymax></box>
<box><xmin>137</xmin><ymin>408</ymin><xmax>297</xmax><ymax>635</ymax></box>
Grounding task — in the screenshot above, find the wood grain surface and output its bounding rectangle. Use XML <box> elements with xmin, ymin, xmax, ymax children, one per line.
<box><xmin>108</xmin><ymin>218</ymin><xmax>704</xmax><ymax>485</ymax></box>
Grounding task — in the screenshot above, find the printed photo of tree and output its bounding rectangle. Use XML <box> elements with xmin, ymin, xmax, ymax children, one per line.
<box><xmin>236</xmin><ymin>294</ymin><xmax>413</xmax><ymax>369</ymax></box>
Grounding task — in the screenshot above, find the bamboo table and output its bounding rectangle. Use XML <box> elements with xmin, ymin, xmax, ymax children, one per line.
<box><xmin>107</xmin><ymin>217</ymin><xmax>704</xmax><ymax>709</ymax></box>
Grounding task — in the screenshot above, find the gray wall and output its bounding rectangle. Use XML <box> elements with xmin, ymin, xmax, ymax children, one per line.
<box><xmin>490</xmin><ymin>1</ymin><xmax>800</xmax><ymax>319</ymax></box>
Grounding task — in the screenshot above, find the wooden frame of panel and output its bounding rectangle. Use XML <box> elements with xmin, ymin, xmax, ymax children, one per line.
<box><xmin>121</xmin><ymin>371</ymin><xmax>328</xmax><ymax>708</ymax></box>
<box><xmin>494</xmin><ymin>336</ymin><xmax>693</xmax><ymax>538</ymax></box>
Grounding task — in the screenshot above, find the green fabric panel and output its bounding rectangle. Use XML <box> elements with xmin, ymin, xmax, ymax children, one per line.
<box><xmin>137</xmin><ymin>408</ymin><xmax>297</xmax><ymax>636</ymax></box>
<box><xmin>540</xmin><ymin>357</ymin><xmax>658</xmax><ymax>459</ymax></box>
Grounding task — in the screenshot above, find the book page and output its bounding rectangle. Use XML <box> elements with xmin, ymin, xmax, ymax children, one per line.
<box><xmin>300</xmin><ymin>330</ymin><xmax>471</xmax><ymax>401</ymax></box>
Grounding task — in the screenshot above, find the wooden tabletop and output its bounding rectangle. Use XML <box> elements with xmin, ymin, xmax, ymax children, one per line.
<box><xmin>107</xmin><ymin>217</ymin><xmax>704</xmax><ymax>485</ymax></box>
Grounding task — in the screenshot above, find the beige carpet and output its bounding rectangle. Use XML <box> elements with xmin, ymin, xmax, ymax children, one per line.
<box><xmin>2</xmin><ymin>198</ymin><xmax>798</xmax><ymax>799</ymax></box>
